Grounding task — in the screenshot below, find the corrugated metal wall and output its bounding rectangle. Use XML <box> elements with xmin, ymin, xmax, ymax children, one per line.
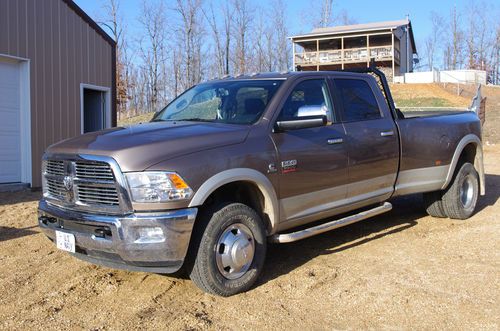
<box><xmin>0</xmin><ymin>0</ymin><xmax>115</xmax><ymax>187</ymax></box>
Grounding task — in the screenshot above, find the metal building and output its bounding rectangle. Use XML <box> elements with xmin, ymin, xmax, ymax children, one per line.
<box><xmin>0</xmin><ymin>0</ymin><xmax>116</xmax><ymax>188</ymax></box>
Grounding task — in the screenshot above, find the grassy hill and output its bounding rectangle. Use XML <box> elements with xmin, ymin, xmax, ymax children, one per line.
<box><xmin>390</xmin><ymin>83</ymin><xmax>471</xmax><ymax>108</ymax></box>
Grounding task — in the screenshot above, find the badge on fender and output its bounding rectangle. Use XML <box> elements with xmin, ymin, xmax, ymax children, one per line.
<box><xmin>281</xmin><ymin>160</ymin><xmax>297</xmax><ymax>173</ymax></box>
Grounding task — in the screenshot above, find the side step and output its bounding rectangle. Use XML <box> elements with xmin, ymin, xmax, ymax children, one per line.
<box><xmin>270</xmin><ymin>202</ymin><xmax>392</xmax><ymax>243</ymax></box>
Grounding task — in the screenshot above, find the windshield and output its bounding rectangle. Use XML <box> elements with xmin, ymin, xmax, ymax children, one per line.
<box><xmin>153</xmin><ymin>80</ymin><xmax>284</xmax><ymax>124</ymax></box>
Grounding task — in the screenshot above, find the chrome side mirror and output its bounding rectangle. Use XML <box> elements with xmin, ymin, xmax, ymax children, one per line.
<box><xmin>297</xmin><ymin>105</ymin><xmax>332</xmax><ymax>123</ymax></box>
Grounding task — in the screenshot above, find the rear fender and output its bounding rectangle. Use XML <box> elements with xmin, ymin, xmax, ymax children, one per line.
<box><xmin>442</xmin><ymin>134</ymin><xmax>485</xmax><ymax>195</ymax></box>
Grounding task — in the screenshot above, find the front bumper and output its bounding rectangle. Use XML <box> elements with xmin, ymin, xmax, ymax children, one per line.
<box><xmin>38</xmin><ymin>199</ymin><xmax>197</xmax><ymax>273</ymax></box>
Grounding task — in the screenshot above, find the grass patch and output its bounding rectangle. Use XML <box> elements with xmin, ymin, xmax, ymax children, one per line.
<box><xmin>118</xmin><ymin>112</ymin><xmax>155</xmax><ymax>126</ymax></box>
<box><xmin>394</xmin><ymin>97</ymin><xmax>457</xmax><ymax>108</ymax></box>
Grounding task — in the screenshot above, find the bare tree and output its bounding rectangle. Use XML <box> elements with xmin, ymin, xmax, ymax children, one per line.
<box><xmin>204</xmin><ymin>3</ymin><xmax>224</xmax><ymax>77</ymax></box>
<box><xmin>476</xmin><ymin>3</ymin><xmax>494</xmax><ymax>72</ymax></box>
<box><xmin>318</xmin><ymin>0</ymin><xmax>333</xmax><ymax>28</ymax></box>
<box><xmin>137</xmin><ymin>0</ymin><xmax>167</xmax><ymax>113</ymax></box>
<box><xmin>492</xmin><ymin>25</ymin><xmax>500</xmax><ymax>84</ymax></box>
<box><xmin>425</xmin><ymin>12</ymin><xmax>443</xmax><ymax>70</ymax></box>
<box><xmin>100</xmin><ymin>0</ymin><xmax>129</xmax><ymax>119</ymax></box>
<box><xmin>174</xmin><ymin>0</ymin><xmax>205</xmax><ymax>89</ymax></box>
<box><xmin>270</xmin><ymin>0</ymin><xmax>290</xmax><ymax>71</ymax></box>
<box><xmin>252</xmin><ymin>10</ymin><xmax>268</xmax><ymax>72</ymax></box>
<box><xmin>203</xmin><ymin>1</ymin><xmax>232</xmax><ymax>77</ymax></box>
<box><xmin>310</xmin><ymin>1</ymin><xmax>355</xmax><ymax>29</ymax></box>
<box><xmin>448</xmin><ymin>6</ymin><xmax>464</xmax><ymax>70</ymax></box>
<box><xmin>465</xmin><ymin>3</ymin><xmax>480</xmax><ymax>69</ymax></box>
<box><xmin>222</xmin><ymin>2</ymin><xmax>233</xmax><ymax>75</ymax></box>
<box><xmin>232</xmin><ymin>0</ymin><xmax>253</xmax><ymax>74</ymax></box>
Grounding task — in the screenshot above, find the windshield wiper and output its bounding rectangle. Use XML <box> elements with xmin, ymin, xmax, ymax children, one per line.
<box><xmin>176</xmin><ymin>118</ymin><xmax>215</xmax><ymax>122</ymax></box>
<box><xmin>151</xmin><ymin>118</ymin><xmax>178</xmax><ymax>122</ymax></box>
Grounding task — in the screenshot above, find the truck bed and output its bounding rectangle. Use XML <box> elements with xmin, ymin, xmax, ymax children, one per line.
<box><xmin>401</xmin><ymin>109</ymin><xmax>471</xmax><ymax>119</ymax></box>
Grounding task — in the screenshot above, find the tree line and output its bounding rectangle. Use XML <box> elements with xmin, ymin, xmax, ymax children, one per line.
<box><xmin>422</xmin><ymin>2</ymin><xmax>500</xmax><ymax>83</ymax></box>
<box><xmin>101</xmin><ymin>0</ymin><xmax>292</xmax><ymax>119</ymax></box>
<box><xmin>100</xmin><ymin>0</ymin><xmax>500</xmax><ymax>119</ymax></box>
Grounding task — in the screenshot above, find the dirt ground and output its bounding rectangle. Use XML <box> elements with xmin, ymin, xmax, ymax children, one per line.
<box><xmin>0</xmin><ymin>146</ymin><xmax>499</xmax><ymax>330</ymax></box>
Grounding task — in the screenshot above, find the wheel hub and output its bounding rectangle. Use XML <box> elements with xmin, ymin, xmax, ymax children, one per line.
<box><xmin>460</xmin><ymin>175</ymin><xmax>474</xmax><ymax>209</ymax></box>
<box><xmin>216</xmin><ymin>223</ymin><xmax>255</xmax><ymax>280</ymax></box>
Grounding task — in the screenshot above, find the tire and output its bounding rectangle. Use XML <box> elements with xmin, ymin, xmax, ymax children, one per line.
<box><xmin>423</xmin><ymin>190</ymin><xmax>447</xmax><ymax>218</ymax></box>
<box><xmin>441</xmin><ymin>162</ymin><xmax>479</xmax><ymax>220</ymax></box>
<box><xmin>188</xmin><ymin>202</ymin><xmax>267</xmax><ymax>296</ymax></box>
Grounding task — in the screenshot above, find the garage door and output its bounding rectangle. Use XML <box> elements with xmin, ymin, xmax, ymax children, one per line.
<box><xmin>0</xmin><ymin>60</ymin><xmax>21</xmax><ymax>183</ymax></box>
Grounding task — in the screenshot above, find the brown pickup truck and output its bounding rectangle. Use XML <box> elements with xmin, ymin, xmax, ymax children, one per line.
<box><xmin>38</xmin><ymin>69</ymin><xmax>485</xmax><ymax>296</ymax></box>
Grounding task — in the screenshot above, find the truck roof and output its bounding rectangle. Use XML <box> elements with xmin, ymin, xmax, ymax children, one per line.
<box><xmin>208</xmin><ymin>71</ymin><xmax>369</xmax><ymax>82</ymax></box>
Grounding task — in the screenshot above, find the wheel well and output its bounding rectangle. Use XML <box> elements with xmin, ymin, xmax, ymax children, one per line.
<box><xmin>455</xmin><ymin>142</ymin><xmax>484</xmax><ymax>194</ymax></box>
<box><xmin>458</xmin><ymin>143</ymin><xmax>477</xmax><ymax>166</ymax></box>
<box><xmin>202</xmin><ymin>181</ymin><xmax>270</xmax><ymax>231</ymax></box>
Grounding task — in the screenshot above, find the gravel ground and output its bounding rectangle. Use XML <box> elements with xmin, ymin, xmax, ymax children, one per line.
<box><xmin>0</xmin><ymin>146</ymin><xmax>498</xmax><ymax>330</ymax></box>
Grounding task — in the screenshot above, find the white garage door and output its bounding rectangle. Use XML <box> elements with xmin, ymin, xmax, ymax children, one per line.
<box><xmin>0</xmin><ymin>60</ymin><xmax>21</xmax><ymax>183</ymax></box>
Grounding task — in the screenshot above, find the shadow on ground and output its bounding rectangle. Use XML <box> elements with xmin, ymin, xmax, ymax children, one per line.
<box><xmin>476</xmin><ymin>174</ymin><xmax>500</xmax><ymax>212</ymax></box>
<box><xmin>0</xmin><ymin>225</ymin><xmax>39</xmax><ymax>243</ymax></box>
<box><xmin>260</xmin><ymin>173</ymin><xmax>499</xmax><ymax>285</ymax></box>
<box><xmin>0</xmin><ymin>189</ymin><xmax>41</xmax><ymax>206</ymax></box>
<box><xmin>261</xmin><ymin>195</ymin><xmax>421</xmax><ymax>285</ymax></box>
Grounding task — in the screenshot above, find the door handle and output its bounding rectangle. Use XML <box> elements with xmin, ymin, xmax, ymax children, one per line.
<box><xmin>380</xmin><ymin>130</ymin><xmax>394</xmax><ymax>137</ymax></box>
<box><xmin>327</xmin><ymin>138</ymin><xmax>343</xmax><ymax>145</ymax></box>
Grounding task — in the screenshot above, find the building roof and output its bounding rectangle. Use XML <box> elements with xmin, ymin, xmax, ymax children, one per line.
<box><xmin>310</xmin><ymin>19</ymin><xmax>410</xmax><ymax>35</ymax></box>
<box><xmin>62</xmin><ymin>0</ymin><xmax>116</xmax><ymax>47</ymax></box>
<box><xmin>291</xmin><ymin>19</ymin><xmax>416</xmax><ymax>53</ymax></box>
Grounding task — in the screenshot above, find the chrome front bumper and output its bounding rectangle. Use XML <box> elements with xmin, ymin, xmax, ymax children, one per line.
<box><xmin>38</xmin><ymin>199</ymin><xmax>197</xmax><ymax>273</ymax></box>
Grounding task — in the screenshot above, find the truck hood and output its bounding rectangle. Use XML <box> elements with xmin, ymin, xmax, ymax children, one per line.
<box><xmin>46</xmin><ymin>121</ymin><xmax>250</xmax><ymax>171</ymax></box>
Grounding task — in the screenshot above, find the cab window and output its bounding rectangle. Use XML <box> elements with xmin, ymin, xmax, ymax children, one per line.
<box><xmin>277</xmin><ymin>79</ymin><xmax>334</xmax><ymax>124</ymax></box>
<box><xmin>334</xmin><ymin>79</ymin><xmax>382</xmax><ymax>122</ymax></box>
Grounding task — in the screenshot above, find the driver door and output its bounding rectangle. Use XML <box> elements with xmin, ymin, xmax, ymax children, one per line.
<box><xmin>270</xmin><ymin>78</ymin><xmax>349</xmax><ymax>224</ymax></box>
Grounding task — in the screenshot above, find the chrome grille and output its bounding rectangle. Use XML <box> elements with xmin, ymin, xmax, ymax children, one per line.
<box><xmin>46</xmin><ymin>178</ymin><xmax>66</xmax><ymax>199</ymax></box>
<box><xmin>75</xmin><ymin>162</ymin><xmax>114</xmax><ymax>181</ymax></box>
<box><xmin>42</xmin><ymin>156</ymin><xmax>129</xmax><ymax>214</ymax></box>
<box><xmin>46</xmin><ymin>160</ymin><xmax>65</xmax><ymax>176</ymax></box>
<box><xmin>77</xmin><ymin>183</ymin><xmax>120</xmax><ymax>206</ymax></box>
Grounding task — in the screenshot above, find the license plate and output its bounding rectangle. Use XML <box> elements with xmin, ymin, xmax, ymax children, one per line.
<box><xmin>55</xmin><ymin>230</ymin><xmax>76</xmax><ymax>253</ymax></box>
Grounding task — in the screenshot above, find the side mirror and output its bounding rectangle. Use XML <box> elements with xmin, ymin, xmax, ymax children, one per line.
<box><xmin>275</xmin><ymin>115</ymin><xmax>327</xmax><ymax>131</ymax></box>
<box><xmin>297</xmin><ymin>105</ymin><xmax>327</xmax><ymax>118</ymax></box>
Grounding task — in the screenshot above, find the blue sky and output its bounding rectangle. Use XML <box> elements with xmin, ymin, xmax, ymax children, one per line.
<box><xmin>74</xmin><ymin>0</ymin><xmax>495</xmax><ymax>55</ymax></box>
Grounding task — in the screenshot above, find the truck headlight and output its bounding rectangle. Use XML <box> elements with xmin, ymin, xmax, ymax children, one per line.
<box><xmin>125</xmin><ymin>172</ymin><xmax>193</xmax><ymax>203</ymax></box>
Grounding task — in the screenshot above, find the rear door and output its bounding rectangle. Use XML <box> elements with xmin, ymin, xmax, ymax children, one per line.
<box><xmin>271</xmin><ymin>77</ymin><xmax>348</xmax><ymax>222</ymax></box>
<box><xmin>332</xmin><ymin>77</ymin><xmax>399</xmax><ymax>202</ymax></box>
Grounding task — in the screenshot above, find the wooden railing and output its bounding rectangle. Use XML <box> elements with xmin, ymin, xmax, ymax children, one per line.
<box><xmin>294</xmin><ymin>46</ymin><xmax>400</xmax><ymax>66</ymax></box>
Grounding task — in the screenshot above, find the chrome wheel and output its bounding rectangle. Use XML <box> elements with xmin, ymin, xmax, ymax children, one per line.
<box><xmin>215</xmin><ymin>223</ymin><xmax>255</xmax><ymax>280</ymax></box>
<box><xmin>460</xmin><ymin>175</ymin><xmax>474</xmax><ymax>209</ymax></box>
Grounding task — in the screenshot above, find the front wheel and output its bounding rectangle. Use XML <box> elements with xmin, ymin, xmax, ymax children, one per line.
<box><xmin>442</xmin><ymin>162</ymin><xmax>479</xmax><ymax>219</ymax></box>
<box><xmin>188</xmin><ymin>203</ymin><xmax>267</xmax><ymax>296</ymax></box>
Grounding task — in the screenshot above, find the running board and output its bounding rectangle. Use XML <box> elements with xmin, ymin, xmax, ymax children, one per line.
<box><xmin>270</xmin><ymin>202</ymin><xmax>393</xmax><ymax>243</ymax></box>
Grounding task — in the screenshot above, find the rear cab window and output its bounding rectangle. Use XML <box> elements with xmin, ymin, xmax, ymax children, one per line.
<box><xmin>334</xmin><ymin>79</ymin><xmax>382</xmax><ymax>122</ymax></box>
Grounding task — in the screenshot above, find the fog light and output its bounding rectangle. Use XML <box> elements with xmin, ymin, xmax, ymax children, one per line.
<box><xmin>134</xmin><ymin>227</ymin><xmax>165</xmax><ymax>244</ymax></box>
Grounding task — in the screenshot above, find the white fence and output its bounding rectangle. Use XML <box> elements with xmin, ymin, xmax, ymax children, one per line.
<box><xmin>394</xmin><ymin>69</ymin><xmax>487</xmax><ymax>85</ymax></box>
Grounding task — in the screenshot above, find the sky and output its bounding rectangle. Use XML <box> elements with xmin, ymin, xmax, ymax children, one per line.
<box><xmin>74</xmin><ymin>0</ymin><xmax>495</xmax><ymax>56</ymax></box>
